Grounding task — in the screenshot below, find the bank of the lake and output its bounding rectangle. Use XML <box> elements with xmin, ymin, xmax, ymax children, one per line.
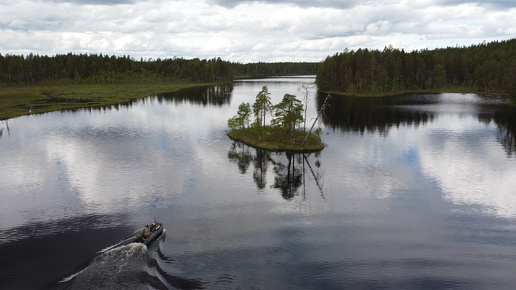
<box><xmin>228</xmin><ymin>127</ymin><xmax>324</xmax><ymax>152</ymax></box>
<box><xmin>0</xmin><ymin>82</ymin><xmax>218</xmax><ymax>120</ymax></box>
<box><xmin>321</xmin><ymin>86</ymin><xmax>512</xmax><ymax>99</ymax></box>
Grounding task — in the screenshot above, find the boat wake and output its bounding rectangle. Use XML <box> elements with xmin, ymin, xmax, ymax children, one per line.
<box><xmin>58</xmin><ymin>230</ymin><xmax>203</xmax><ymax>289</ymax></box>
<box><xmin>58</xmin><ymin>243</ymin><xmax>149</xmax><ymax>289</ymax></box>
<box><xmin>96</xmin><ymin>229</ymin><xmax>142</xmax><ymax>254</ymax></box>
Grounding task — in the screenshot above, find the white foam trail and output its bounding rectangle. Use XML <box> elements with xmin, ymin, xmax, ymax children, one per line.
<box><xmin>97</xmin><ymin>230</ymin><xmax>141</xmax><ymax>254</ymax></box>
<box><xmin>98</xmin><ymin>243</ymin><xmax>121</xmax><ymax>254</ymax></box>
<box><xmin>60</xmin><ymin>269</ymin><xmax>85</xmax><ymax>283</ymax></box>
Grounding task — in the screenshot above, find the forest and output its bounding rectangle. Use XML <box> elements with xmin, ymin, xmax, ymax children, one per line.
<box><xmin>0</xmin><ymin>53</ymin><xmax>233</xmax><ymax>84</ymax></box>
<box><xmin>3</xmin><ymin>38</ymin><xmax>515</xmax><ymax>97</ymax></box>
<box><xmin>232</xmin><ymin>62</ymin><xmax>319</xmax><ymax>78</ymax></box>
<box><xmin>0</xmin><ymin>53</ymin><xmax>319</xmax><ymax>85</ymax></box>
<box><xmin>316</xmin><ymin>38</ymin><xmax>516</xmax><ymax>98</ymax></box>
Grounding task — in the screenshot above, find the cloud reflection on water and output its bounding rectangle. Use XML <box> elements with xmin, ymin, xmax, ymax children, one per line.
<box><xmin>320</xmin><ymin>93</ymin><xmax>516</xmax><ymax>218</ymax></box>
<box><xmin>417</xmin><ymin>115</ymin><xmax>516</xmax><ymax>218</ymax></box>
<box><xmin>4</xmin><ymin>79</ymin><xmax>516</xmax><ymax>289</ymax></box>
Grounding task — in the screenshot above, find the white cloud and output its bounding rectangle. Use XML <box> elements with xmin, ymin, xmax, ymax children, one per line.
<box><xmin>0</xmin><ymin>0</ymin><xmax>515</xmax><ymax>62</ymax></box>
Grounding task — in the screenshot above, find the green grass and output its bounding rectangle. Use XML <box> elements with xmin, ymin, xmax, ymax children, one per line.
<box><xmin>0</xmin><ymin>82</ymin><xmax>216</xmax><ymax>120</ymax></box>
<box><xmin>228</xmin><ymin>126</ymin><xmax>324</xmax><ymax>152</ymax></box>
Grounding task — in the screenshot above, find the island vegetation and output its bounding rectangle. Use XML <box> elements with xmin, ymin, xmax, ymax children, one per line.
<box><xmin>316</xmin><ymin>38</ymin><xmax>516</xmax><ymax>103</ymax></box>
<box><xmin>227</xmin><ymin>85</ymin><xmax>324</xmax><ymax>152</ymax></box>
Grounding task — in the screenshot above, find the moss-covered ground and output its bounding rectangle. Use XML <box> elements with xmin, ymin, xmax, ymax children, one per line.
<box><xmin>0</xmin><ymin>82</ymin><xmax>214</xmax><ymax>120</ymax></box>
<box><xmin>228</xmin><ymin>127</ymin><xmax>324</xmax><ymax>152</ymax></box>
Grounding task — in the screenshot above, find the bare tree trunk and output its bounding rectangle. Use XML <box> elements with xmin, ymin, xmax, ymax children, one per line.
<box><xmin>300</xmin><ymin>83</ymin><xmax>314</xmax><ymax>132</ymax></box>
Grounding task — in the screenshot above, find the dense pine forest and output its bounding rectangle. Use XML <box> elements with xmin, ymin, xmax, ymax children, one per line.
<box><xmin>316</xmin><ymin>38</ymin><xmax>516</xmax><ymax>98</ymax></box>
<box><xmin>0</xmin><ymin>53</ymin><xmax>234</xmax><ymax>84</ymax></box>
<box><xmin>3</xmin><ymin>38</ymin><xmax>515</xmax><ymax>97</ymax></box>
<box><xmin>232</xmin><ymin>62</ymin><xmax>319</xmax><ymax>78</ymax></box>
<box><xmin>0</xmin><ymin>53</ymin><xmax>319</xmax><ymax>85</ymax></box>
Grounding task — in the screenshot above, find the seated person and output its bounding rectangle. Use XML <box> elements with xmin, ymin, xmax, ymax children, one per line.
<box><xmin>140</xmin><ymin>225</ymin><xmax>151</xmax><ymax>241</ymax></box>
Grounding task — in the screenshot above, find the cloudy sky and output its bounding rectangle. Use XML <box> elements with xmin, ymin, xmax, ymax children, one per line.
<box><xmin>1</xmin><ymin>0</ymin><xmax>515</xmax><ymax>62</ymax></box>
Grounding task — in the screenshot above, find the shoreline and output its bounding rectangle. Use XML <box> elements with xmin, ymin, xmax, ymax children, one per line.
<box><xmin>227</xmin><ymin>127</ymin><xmax>324</xmax><ymax>152</ymax></box>
<box><xmin>320</xmin><ymin>87</ymin><xmax>509</xmax><ymax>98</ymax></box>
<box><xmin>4</xmin><ymin>82</ymin><xmax>510</xmax><ymax>121</ymax></box>
<box><xmin>0</xmin><ymin>82</ymin><xmax>217</xmax><ymax>120</ymax></box>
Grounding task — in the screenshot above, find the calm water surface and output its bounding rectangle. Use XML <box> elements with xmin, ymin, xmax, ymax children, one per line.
<box><xmin>1</xmin><ymin>77</ymin><xmax>516</xmax><ymax>289</ymax></box>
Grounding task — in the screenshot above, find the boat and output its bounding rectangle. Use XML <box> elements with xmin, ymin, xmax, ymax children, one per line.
<box><xmin>132</xmin><ymin>221</ymin><xmax>164</xmax><ymax>245</ymax></box>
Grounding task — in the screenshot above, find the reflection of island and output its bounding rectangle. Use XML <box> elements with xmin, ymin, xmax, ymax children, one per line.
<box><xmin>228</xmin><ymin>141</ymin><xmax>253</xmax><ymax>174</ymax></box>
<box><xmin>272</xmin><ymin>152</ymin><xmax>303</xmax><ymax>200</ymax></box>
<box><xmin>228</xmin><ymin>141</ymin><xmax>324</xmax><ymax>200</ymax></box>
<box><xmin>253</xmin><ymin>148</ymin><xmax>271</xmax><ymax>189</ymax></box>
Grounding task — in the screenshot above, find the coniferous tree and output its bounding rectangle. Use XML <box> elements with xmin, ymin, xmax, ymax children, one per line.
<box><xmin>316</xmin><ymin>38</ymin><xmax>516</xmax><ymax>97</ymax></box>
<box><xmin>272</xmin><ymin>93</ymin><xmax>304</xmax><ymax>144</ymax></box>
<box><xmin>252</xmin><ymin>85</ymin><xmax>272</xmax><ymax>127</ymax></box>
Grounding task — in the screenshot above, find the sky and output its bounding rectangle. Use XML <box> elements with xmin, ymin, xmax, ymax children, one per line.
<box><xmin>1</xmin><ymin>0</ymin><xmax>516</xmax><ymax>63</ymax></box>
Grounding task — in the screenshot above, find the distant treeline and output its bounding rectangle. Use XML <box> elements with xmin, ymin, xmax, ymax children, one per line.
<box><xmin>0</xmin><ymin>53</ymin><xmax>234</xmax><ymax>84</ymax></box>
<box><xmin>316</xmin><ymin>38</ymin><xmax>516</xmax><ymax>97</ymax></box>
<box><xmin>232</xmin><ymin>62</ymin><xmax>319</xmax><ymax>77</ymax></box>
<box><xmin>0</xmin><ymin>53</ymin><xmax>320</xmax><ymax>85</ymax></box>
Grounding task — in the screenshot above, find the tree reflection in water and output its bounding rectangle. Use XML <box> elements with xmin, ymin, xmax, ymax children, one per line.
<box><xmin>494</xmin><ymin>106</ymin><xmax>516</xmax><ymax>156</ymax></box>
<box><xmin>253</xmin><ymin>149</ymin><xmax>271</xmax><ymax>189</ymax></box>
<box><xmin>227</xmin><ymin>141</ymin><xmax>253</xmax><ymax>174</ymax></box>
<box><xmin>228</xmin><ymin>141</ymin><xmax>325</xmax><ymax>200</ymax></box>
<box><xmin>318</xmin><ymin>92</ymin><xmax>516</xmax><ymax>156</ymax></box>
<box><xmin>157</xmin><ymin>84</ymin><xmax>233</xmax><ymax>106</ymax></box>
<box><xmin>272</xmin><ymin>152</ymin><xmax>303</xmax><ymax>200</ymax></box>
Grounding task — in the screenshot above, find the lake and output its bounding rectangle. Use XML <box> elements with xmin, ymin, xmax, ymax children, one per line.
<box><xmin>1</xmin><ymin>76</ymin><xmax>516</xmax><ymax>289</ymax></box>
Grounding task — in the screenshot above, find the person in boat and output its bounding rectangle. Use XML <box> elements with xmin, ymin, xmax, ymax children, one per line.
<box><xmin>150</xmin><ymin>222</ymin><xmax>158</xmax><ymax>232</ymax></box>
<box><xmin>140</xmin><ymin>225</ymin><xmax>151</xmax><ymax>242</ymax></box>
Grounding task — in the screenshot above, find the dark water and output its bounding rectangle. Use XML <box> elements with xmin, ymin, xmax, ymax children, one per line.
<box><xmin>1</xmin><ymin>77</ymin><xmax>516</xmax><ymax>289</ymax></box>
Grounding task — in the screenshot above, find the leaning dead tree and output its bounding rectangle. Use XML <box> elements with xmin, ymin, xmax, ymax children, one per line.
<box><xmin>302</xmin><ymin>94</ymin><xmax>331</xmax><ymax>145</ymax></box>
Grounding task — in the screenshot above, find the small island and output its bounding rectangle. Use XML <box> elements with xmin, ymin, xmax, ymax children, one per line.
<box><xmin>227</xmin><ymin>86</ymin><xmax>324</xmax><ymax>152</ymax></box>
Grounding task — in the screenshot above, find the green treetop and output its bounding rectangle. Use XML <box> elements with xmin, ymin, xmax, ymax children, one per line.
<box><xmin>252</xmin><ymin>85</ymin><xmax>272</xmax><ymax>127</ymax></box>
<box><xmin>227</xmin><ymin>86</ymin><xmax>324</xmax><ymax>152</ymax></box>
<box><xmin>272</xmin><ymin>94</ymin><xmax>304</xmax><ymax>144</ymax></box>
<box><xmin>228</xmin><ymin>102</ymin><xmax>252</xmax><ymax>130</ymax></box>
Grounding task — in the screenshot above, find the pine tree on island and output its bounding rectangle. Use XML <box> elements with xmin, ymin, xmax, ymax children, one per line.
<box><xmin>227</xmin><ymin>85</ymin><xmax>324</xmax><ymax>152</ymax></box>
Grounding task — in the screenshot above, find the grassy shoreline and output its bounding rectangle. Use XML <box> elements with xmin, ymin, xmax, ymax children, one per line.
<box><xmin>0</xmin><ymin>82</ymin><xmax>217</xmax><ymax>120</ymax></box>
<box><xmin>228</xmin><ymin>127</ymin><xmax>324</xmax><ymax>152</ymax></box>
